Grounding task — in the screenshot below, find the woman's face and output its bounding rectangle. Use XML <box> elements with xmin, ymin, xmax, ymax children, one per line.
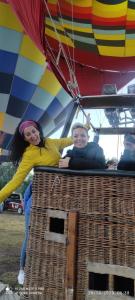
<box><xmin>23</xmin><ymin>126</ymin><xmax>41</xmax><ymax>145</ymax></box>
<box><xmin>72</xmin><ymin>127</ymin><xmax>89</xmax><ymax>148</ymax></box>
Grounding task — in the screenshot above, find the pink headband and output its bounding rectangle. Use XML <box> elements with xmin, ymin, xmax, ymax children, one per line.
<box><xmin>19</xmin><ymin>121</ymin><xmax>37</xmax><ymax>136</ymax></box>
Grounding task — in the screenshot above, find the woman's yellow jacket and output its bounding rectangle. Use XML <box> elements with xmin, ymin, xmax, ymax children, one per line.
<box><xmin>0</xmin><ymin>137</ymin><xmax>72</xmax><ymax>203</ymax></box>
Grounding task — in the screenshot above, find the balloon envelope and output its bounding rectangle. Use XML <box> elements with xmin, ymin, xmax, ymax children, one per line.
<box><xmin>44</xmin><ymin>0</ymin><xmax>135</xmax><ymax>95</ymax></box>
<box><xmin>0</xmin><ymin>0</ymin><xmax>72</xmax><ymax>156</ymax></box>
<box><xmin>7</xmin><ymin>0</ymin><xmax>135</xmax><ymax>95</ymax></box>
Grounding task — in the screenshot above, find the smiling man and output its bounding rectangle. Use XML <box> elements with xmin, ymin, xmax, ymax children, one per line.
<box><xmin>59</xmin><ymin>123</ymin><xmax>106</xmax><ymax>170</ymax></box>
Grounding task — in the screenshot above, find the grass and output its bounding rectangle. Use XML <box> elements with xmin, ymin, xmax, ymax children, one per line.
<box><xmin>0</xmin><ymin>211</ymin><xmax>25</xmax><ymax>289</ymax></box>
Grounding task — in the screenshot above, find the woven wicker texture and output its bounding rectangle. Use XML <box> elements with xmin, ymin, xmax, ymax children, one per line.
<box><xmin>24</xmin><ymin>170</ymin><xmax>135</xmax><ymax>299</ymax></box>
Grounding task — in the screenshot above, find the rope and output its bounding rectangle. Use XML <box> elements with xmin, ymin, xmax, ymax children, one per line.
<box><xmin>57</xmin><ymin>1</ymin><xmax>75</xmax><ymax>72</ymax></box>
<box><xmin>50</xmin><ymin>176</ymin><xmax>61</xmax><ymax>192</ymax></box>
<box><xmin>73</xmin><ymin>97</ymin><xmax>96</xmax><ymax>131</ymax></box>
<box><xmin>43</xmin><ymin>0</ymin><xmax>81</xmax><ymax>97</ymax></box>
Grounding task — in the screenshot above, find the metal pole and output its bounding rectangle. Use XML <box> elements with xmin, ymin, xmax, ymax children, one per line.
<box><xmin>60</xmin><ymin>101</ymin><xmax>78</xmax><ymax>138</ymax></box>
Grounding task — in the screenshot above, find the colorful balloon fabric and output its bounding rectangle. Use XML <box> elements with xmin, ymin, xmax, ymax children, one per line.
<box><xmin>45</xmin><ymin>0</ymin><xmax>135</xmax><ymax>95</ymax></box>
<box><xmin>1</xmin><ymin>0</ymin><xmax>135</xmax><ymax>160</ymax></box>
<box><xmin>8</xmin><ymin>0</ymin><xmax>135</xmax><ymax>96</ymax></box>
<box><xmin>0</xmin><ymin>0</ymin><xmax>72</xmax><ymax>158</ymax></box>
<box><xmin>46</xmin><ymin>0</ymin><xmax>135</xmax><ymax>58</ymax></box>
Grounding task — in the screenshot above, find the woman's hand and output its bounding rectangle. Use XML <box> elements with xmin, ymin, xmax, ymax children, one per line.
<box><xmin>59</xmin><ymin>157</ymin><xmax>70</xmax><ymax>168</ymax></box>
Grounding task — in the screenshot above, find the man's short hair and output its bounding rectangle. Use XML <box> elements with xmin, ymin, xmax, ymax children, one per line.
<box><xmin>71</xmin><ymin>123</ymin><xmax>89</xmax><ymax>135</ymax></box>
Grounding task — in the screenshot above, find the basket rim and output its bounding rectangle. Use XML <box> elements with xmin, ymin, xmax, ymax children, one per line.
<box><xmin>34</xmin><ymin>166</ymin><xmax>135</xmax><ymax>178</ymax></box>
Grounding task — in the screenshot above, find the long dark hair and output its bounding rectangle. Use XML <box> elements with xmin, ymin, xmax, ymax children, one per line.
<box><xmin>9</xmin><ymin>120</ymin><xmax>44</xmax><ymax>166</ymax></box>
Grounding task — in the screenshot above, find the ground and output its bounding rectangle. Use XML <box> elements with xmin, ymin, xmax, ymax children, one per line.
<box><xmin>0</xmin><ymin>211</ymin><xmax>24</xmax><ymax>290</ymax></box>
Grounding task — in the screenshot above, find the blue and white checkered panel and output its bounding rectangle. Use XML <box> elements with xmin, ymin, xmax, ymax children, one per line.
<box><xmin>0</xmin><ymin>42</ymin><xmax>46</xmax><ymax>151</ymax></box>
<box><xmin>0</xmin><ymin>93</ymin><xmax>9</xmax><ymax>112</ymax></box>
<box><xmin>39</xmin><ymin>88</ymin><xmax>72</xmax><ymax>136</ymax></box>
<box><xmin>30</xmin><ymin>86</ymin><xmax>54</xmax><ymax>111</ymax></box>
<box><xmin>0</xmin><ymin>0</ymin><xmax>73</xmax><ymax>160</ymax></box>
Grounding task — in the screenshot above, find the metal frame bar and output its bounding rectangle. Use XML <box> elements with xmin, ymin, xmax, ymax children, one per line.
<box><xmin>60</xmin><ymin>101</ymin><xmax>78</xmax><ymax>138</ymax></box>
<box><xmin>95</xmin><ymin>127</ymin><xmax>135</xmax><ymax>135</ymax></box>
<box><xmin>60</xmin><ymin>95</ymin><xmax>135</xmax><ymax>137</ymax></box>
<box><xmin>80</xmin><ymin>94</ymin><xmax>135</xmax><ymax>108</ymax></box>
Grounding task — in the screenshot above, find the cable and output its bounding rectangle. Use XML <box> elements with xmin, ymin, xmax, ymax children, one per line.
<box><xmin>73</xmin><ymin>97</ymin><xmax>96</xmax><ymax>131</ymax></box>
<box><xmin>43</xmin><ymin>0</ymin><xmax>81</xmax><ymax>97</ymax></box>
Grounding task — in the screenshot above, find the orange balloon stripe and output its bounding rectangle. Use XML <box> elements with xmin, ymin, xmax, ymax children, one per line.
<box><xmin>126</xmin><ymin>21</ymin><xmax>135</xmax><ymax>29</ymax></box>
<box><xmin>92</xmin><ymin>15</ymin><xmax>126</xmax><ymax>26</ymax></box>
<box><xmin>58</xmin><ymin>1</ymin><xmax>92</xmax><ymax>18</ymax></box>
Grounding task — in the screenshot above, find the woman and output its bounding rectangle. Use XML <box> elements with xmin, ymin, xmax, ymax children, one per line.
<box><xmin>0</xmin><ymin>120</ymin><xmax>73</xmax><ymax>203</ymax></box>
<box><xmin>59</xmin><ymin>123</ymin><xmax>105</xmax><ymax>169</ymax></box>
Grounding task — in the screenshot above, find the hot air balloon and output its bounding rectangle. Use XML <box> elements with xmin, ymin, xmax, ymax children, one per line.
<box><xmin>0</xmin><ymin>0</ymin><xmax>72</xmax><ymax>159</ymax></box>
<box><xmin>7</xmin><ymin>0</ymin><xmax>135</xmax><ymax>97</ymax></box>
<box><xmin>1</xmin><ymin>0</ymin><xmax>135</xmax><ymax>156</ymax></box>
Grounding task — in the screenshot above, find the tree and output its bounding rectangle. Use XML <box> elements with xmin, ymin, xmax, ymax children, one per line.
<box><xmin>0</xmin><ymin>162</ymin><xmax>33</xmax><ymax>196</ymax></box>
<box><xmin>0</xmin><ymin>162</ymin><xmax>16</xmax><ymax>189</ymax></box>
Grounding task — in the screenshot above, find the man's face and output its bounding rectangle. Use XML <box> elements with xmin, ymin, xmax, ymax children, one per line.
<box><xmin>72</xmin><ymin>127</ymin><xmax>89</xmax><ymax>148</ymax></box>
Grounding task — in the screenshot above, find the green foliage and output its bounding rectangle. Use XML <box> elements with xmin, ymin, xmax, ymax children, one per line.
<box><xmin>0</xmin><ymin>162</ymin><xmax>16</xmax><ymax>189</ymax></box>
<box><xmin>0</xmin><ymin>162</ymin><xmax>33</xmax><ymax>196</ymax></box>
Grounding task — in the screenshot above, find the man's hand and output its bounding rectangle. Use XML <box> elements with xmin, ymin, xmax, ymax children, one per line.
<box><xmin>59</xmin><ymin>157</ymin><xmax>70</xmax><ymax>168</ymax></box>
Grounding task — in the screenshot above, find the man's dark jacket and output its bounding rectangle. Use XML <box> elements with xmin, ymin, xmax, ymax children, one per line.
<box><xmin>117</xmin><ymin>150</ymin><xmax>135</xmax><ymax>171</ymax></box>
<box><xmin>65</xmin><ymin>142</ymin><xmax>106</xmax><ymax>170</ymax></box>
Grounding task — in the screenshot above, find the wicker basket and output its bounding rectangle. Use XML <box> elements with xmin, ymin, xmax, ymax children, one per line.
<box><xmin>23</xmin><ymin>167</ymin><xmax>135</xmax><ymax>300</ymax></box>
